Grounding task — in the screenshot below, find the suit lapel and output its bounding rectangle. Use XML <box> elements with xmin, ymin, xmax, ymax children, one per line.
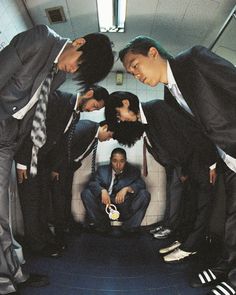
<box><xmin>31</xmin><ymin>38</ymin><xmax>68</xmax><ymax>96</ymax></box>
<box><xmin>168</xmin><ymin>58</ymin><xmax>205</xmax><ymax>131</ymax></box>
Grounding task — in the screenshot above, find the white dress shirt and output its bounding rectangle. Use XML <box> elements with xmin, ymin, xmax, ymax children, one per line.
<box><xmin>167</xmin><ymin>61</ymin><xmax>236</xmax><ymax>172</ymax></box>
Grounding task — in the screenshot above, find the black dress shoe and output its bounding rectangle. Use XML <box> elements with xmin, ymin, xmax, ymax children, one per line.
<box><xmin>36</xmin><ymin>244</ymin><xmax>61</xmax><ymax>258</ymax></box>
<box><xmin>18</xmin><ymin>273</ymin><xmax>49</xmax><ymax>288</ymax></box>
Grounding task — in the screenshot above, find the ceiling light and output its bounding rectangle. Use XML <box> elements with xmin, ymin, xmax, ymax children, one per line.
<box><xmin>97</xmin><ymin>0</ymin><xmax>126</xmax><ymax>33</ymax></box>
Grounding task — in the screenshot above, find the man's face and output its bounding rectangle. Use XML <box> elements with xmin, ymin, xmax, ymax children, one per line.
<box><xmin>115</xmin><ymin>99</ymin><xmax>138</xmax><ymax>122</ymax></box>
<box><xmin>79</xmin><ymin>98</ymin><xmax>104</xmax><ymax>112</ymax></box>
<box><xmin>98</xmin><ymin>124</ymin><xmax>113</xmax><ymax>142</ymax></box>
<box><xmin>57</xmin><ymin>47</ymin><xmax>82</xmax><ymax>74</ymax></box>
<box><xmin>122</xmin><ymin>47</ymin><xmax>165</xmax><ymax>87</ymax></box>
<box><xmin>111</xmin><ymin>153</ymin><xmax>126</xmax><ymax>174</ymax></box>
<box><xmin>57</xmin><ymin>38</ymin><xmax>85</xmax><ymax>73</ymax></box>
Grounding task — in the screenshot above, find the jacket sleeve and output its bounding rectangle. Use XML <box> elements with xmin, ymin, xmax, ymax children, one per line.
<box><xmin>14</xmin><ymin>135</ymin><xmax>33</xmax><ymax>167</ymax></box>
<box><xmin>128</xmin><ymin>168</ymin><xmax>146</xmax><ymax>194</ymax></box>
<box><xmin>0</xmin><ymin>25</ymin><xmax>50</xmax><ymax>92</ymax></box>
<box><xmin>87</xmin><ymin>167</ymin><xmax>108</xmax><ymax>196</ymax></box>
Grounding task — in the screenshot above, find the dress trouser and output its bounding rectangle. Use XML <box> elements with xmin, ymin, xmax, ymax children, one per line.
<box><xmin>211</xmin><ymin>163</ymin><xmax>236</xmax><ymax>278</ymax></box>
<box><xmin>0</xmin><ymin>117</ymin><xmax>28</xmax><ymax>294</ymax></box>
<box><xmin>179</xmin><ymin>162</ymin><xmax>213</xmax><ymax>252</ymax></box>
<box><xmin>81</xmin><ymin>188</ymin><xmax>150</xmax><ymax>229</ymax></box>
<box><xmin>50</xmin><ymin>165</ymin><xmax>74</xmax><ymax>232</ymax></box>
<box><xmin>164</xmin><ymin>167</ymin><xmax>185</xmax><ymax>230</ymax></box>
<box><xmin>18</xmin><ymin>161</ymin><xmax>55</xmax><ymax>252</ymax></box>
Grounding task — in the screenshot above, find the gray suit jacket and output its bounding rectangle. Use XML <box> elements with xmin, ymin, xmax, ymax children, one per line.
<box><xmin>0</xmin><ymin>24</ymin><xmax>67</xmax><ymax>120</ymax></box>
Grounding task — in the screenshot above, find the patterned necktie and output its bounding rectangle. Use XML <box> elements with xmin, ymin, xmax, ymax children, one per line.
<box><xmin>91</xmin><ymin>138</ymin><xmax>98</xmax><ymax>175</ymax></box>
<box><xmin>30</xmin><ymin>64</ymin><xmax>58</xmax><ymax>176</ymax></box>
<box><xmin>143</xmin><ymin>137</ymin><xmax>148</xmax><ymax>177</ymax></box>
<box><xmin>75</xmin><ymin>138</ymin><xmax>98</xmax><ymax>170</ymax></box>
<box><xmin>67</xmin><ymin>111</ymin><xmax>80</xmax><ymax>164</ymax></box>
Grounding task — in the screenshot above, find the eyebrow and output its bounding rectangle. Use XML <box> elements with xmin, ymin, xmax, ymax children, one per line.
<box><xmin>125</xmin><ymin>57</ymin><xmax>135</xmax><ymax>71</ymax></box>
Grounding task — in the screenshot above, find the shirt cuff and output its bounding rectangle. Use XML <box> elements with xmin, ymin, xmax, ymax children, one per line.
<box><xmin>17</xmin><ymin>163</ymin><xmax>27</xmax><ymax>170</ymax></box>
<box><xmin>209</xmin><ymin>163</ymin><xmax>216</xmax><ymax>170</ymax></box>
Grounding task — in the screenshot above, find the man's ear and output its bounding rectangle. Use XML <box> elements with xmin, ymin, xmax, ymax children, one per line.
<box><xmin>84</xmin><ymin>89</ymin><xmax>94</xmax><ymax>99</ymax></box>
<box><xmin>72</xmin><ymin>38</ymin><xmax>86</xmax><ymax>49</ymax></box>
<box><xmin>122</xmin><ymin>99</ymin><xmax>130</xmax><ymax>108</ymax></box>
<box><xmin>148</xmin><ymin>47</ymin><xmax>159</xmax><ymax>59</ymax></box>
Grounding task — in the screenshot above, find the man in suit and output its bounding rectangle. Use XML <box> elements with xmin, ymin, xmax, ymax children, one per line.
<box><xmin>0</xmin><ymin>24</ymin><xmax>113</xmax><ymax>294</ymax></box>
<box><xmin>49</xmin><ymin>119</ymin><xmax>114</xmax><ymax>245</ymax></box>
<box><xmin>118</xmin><ymin>36</ymin><xmax>236</xmax><ymax>294</ymax></box>
<box><xmin>15</xmin><ymin>86</ymin><xmax>109</xmax><ymax>257</ymax></box>
<box><xmin>105</xmin><ymin>91</ymin><xmax>217</xmax><ymax>262</ymax></box>
<box><xmin>81</xmin><ymin>147</ymin><xmax>150</xmax><ymax>233</ymax></box>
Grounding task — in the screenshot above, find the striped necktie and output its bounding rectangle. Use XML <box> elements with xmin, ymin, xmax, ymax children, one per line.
<box><xmin>30</xmin><ymin>64</ymin><xmax>58</xmax><ymax>176</ymax></box>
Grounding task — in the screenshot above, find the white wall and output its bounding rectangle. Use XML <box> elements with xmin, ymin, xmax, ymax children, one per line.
<box><xmin>0</xmin><ymin>0</ymin><xmax>32</xmax><ymax>50</ymax></box>
<box><xmin>60</xmin><ymin>73</ymin><xmax>167</xmax><ymax>226</ymax></box>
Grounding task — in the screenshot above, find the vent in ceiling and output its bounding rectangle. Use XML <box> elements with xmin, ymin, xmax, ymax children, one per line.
<box><xmin>45</xmin><ymin>6</ymin><xmax>66</xmax><ymax>24</ymax></box>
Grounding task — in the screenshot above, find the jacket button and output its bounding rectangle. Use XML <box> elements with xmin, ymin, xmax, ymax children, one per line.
<box><xmin>12</xmin><ymin>106</ymin><xmax>17</xmax><ymax>112</ymax></box>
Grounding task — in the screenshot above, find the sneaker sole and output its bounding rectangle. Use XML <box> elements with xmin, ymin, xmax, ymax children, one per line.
<box><xmin>164</xmin><ymin>252</ymin><xmax>197</xmax><ymax>264</ymax></box>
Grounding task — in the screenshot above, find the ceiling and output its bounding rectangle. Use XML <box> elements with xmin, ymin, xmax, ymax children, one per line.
<box><xmin>24</xmin><ymin>0</ymin><xmax>236</xmax><ymax>71</ymax></box>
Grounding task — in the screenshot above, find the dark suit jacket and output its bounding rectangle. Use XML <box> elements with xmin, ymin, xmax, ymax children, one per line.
<box><xmin>52</xmin><ymin>119</ymin><xmax>100</xmax><ymax>172</ymax></box>
<box><xmin>142</xmin><ymin>100</ymin><xmax>218</xmax><ymax>174</ymax></box>
<box><xmin>88</xmin><ymin>162</ymin><xmax>146</xmax><ymax>197</ymax></box>
<box><xmin>14</xmin><ymin>90</ymin><xmax>76</xmax><ymax>168</ymax></box>
<box><xmin>0</xmin><ymin>25</ymin><xmax>67</xmax><ymax>120</ymax></box>
<box><xmin>164</xmin><ymin>46</ymin><xmax>236</xmax><ymax>157</ymax></box>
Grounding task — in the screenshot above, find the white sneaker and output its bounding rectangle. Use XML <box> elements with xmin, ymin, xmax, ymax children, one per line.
<box><xmin>159</xmin><ymin>240</ymin><xmax>181</xmax><ymax>254</ymax></box>
<box><xmin>153</xmin><ymin>228</ymin><xmax>172</xmax><ymax>239</ymax></box>
<box><xmin>149</xmin><ymin>225</ymin><xmax>163</xmax><ymax>234</ymax></box>
<box><xmin>163</xmin><ymin>248</ymin><xmax>197</xmax><ymax>263</ymax></box>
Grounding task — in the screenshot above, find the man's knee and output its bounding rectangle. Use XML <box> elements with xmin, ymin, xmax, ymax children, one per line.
<box><xmin>81</xmin><ymin>188</ymin><xmax>93</xmax><ymax>202</ymax></box>
<box><xmin>137</xmin><ymin>189</ymin><xmax>151</xmax><ymax>205</ymax></box>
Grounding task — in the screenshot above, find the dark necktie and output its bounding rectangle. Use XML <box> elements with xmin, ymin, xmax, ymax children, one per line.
<box><xmin>67</xmin><ymin>111</ymin><xmax>80</xmax><ymax>164</ymax></box>
<box><xmin>111</xmin><ymin>173</ymin><xmax>120</xmax><ymax>195</ymax></box>
<box><xmin>143</xmin><ymin>137</ymin><xmax>148</xmax><ymax>177</ymax></box>
<box><xmin>76</xmin><ymin>138</ymin><xmax>98</xmax><ymax>170</ymax></box>
<box><xmin>30</xmin><ymin>64</ymin><xmax>58</xmax><ymax>176</ymax></box>
<box><xmin>91</xmin><ymin>138</ymin><xmax>98</xmax><ymax>175</ymax></box>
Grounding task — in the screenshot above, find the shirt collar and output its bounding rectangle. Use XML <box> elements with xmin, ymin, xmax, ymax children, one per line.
<box><xmin>139</xmin><ymin>102</ymin><xmax>147</xmax><ymax>124</ymax></box>
<box><xmin>74</xmin><ymin>93</ymin><xmax>81</xmax><ymax>112</ymax></box>
<box><xmin>167</xmin><ymin>60</ymin><xmax>177</xmax><ymax>89</ymax></box>
<box><xmin>54</xmin><ymin>40</ymin><xmax>69</xmax><ymax>64</ymax></box>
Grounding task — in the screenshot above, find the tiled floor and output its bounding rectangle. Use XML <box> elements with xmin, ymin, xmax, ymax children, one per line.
<box><xmin>20</xmin><ymin>229</ymin><xmax>219</xmax><ymax>295</ymax></box>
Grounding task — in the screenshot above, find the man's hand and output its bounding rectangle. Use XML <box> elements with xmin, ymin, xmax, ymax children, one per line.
<box><xmin>180</xmin><ymin>175</ymin><xmax>188</xmax><ymax>183</ymax></box>
<box><xmin>115</xmin><ymin>187</ymin><xmax>133</xmax><ymax>204</ymax></box>
<box><xmin>51</xmin><ymin>171</ymin><xmax>59</xmax><ymax>181</ymax></box>
<box><xmin>17</xmin><ymin>169</ymin><xmax>27</xmax><ymax>184</ymax></box>
<box><xmin>101</xmin><ymin>189</ymin><xmax>111</xmax><ymax>205</ymax></box>
<box><xmin>209</xmin><ymin>168</ymin><xmax>217</xmax><ymax>185</ymax></box>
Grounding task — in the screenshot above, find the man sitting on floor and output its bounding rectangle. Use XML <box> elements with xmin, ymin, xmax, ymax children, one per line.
<box><xmin>81</xmin><ymin>148</ymin><xmax>150</xmax><ymax>234</ymax></box>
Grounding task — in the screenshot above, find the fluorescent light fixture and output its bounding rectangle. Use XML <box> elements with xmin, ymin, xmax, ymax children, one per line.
<box><xmin>97</xmin><ymin>0</ymin><xmax>126</xmax><ymax>32</ymax></box>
